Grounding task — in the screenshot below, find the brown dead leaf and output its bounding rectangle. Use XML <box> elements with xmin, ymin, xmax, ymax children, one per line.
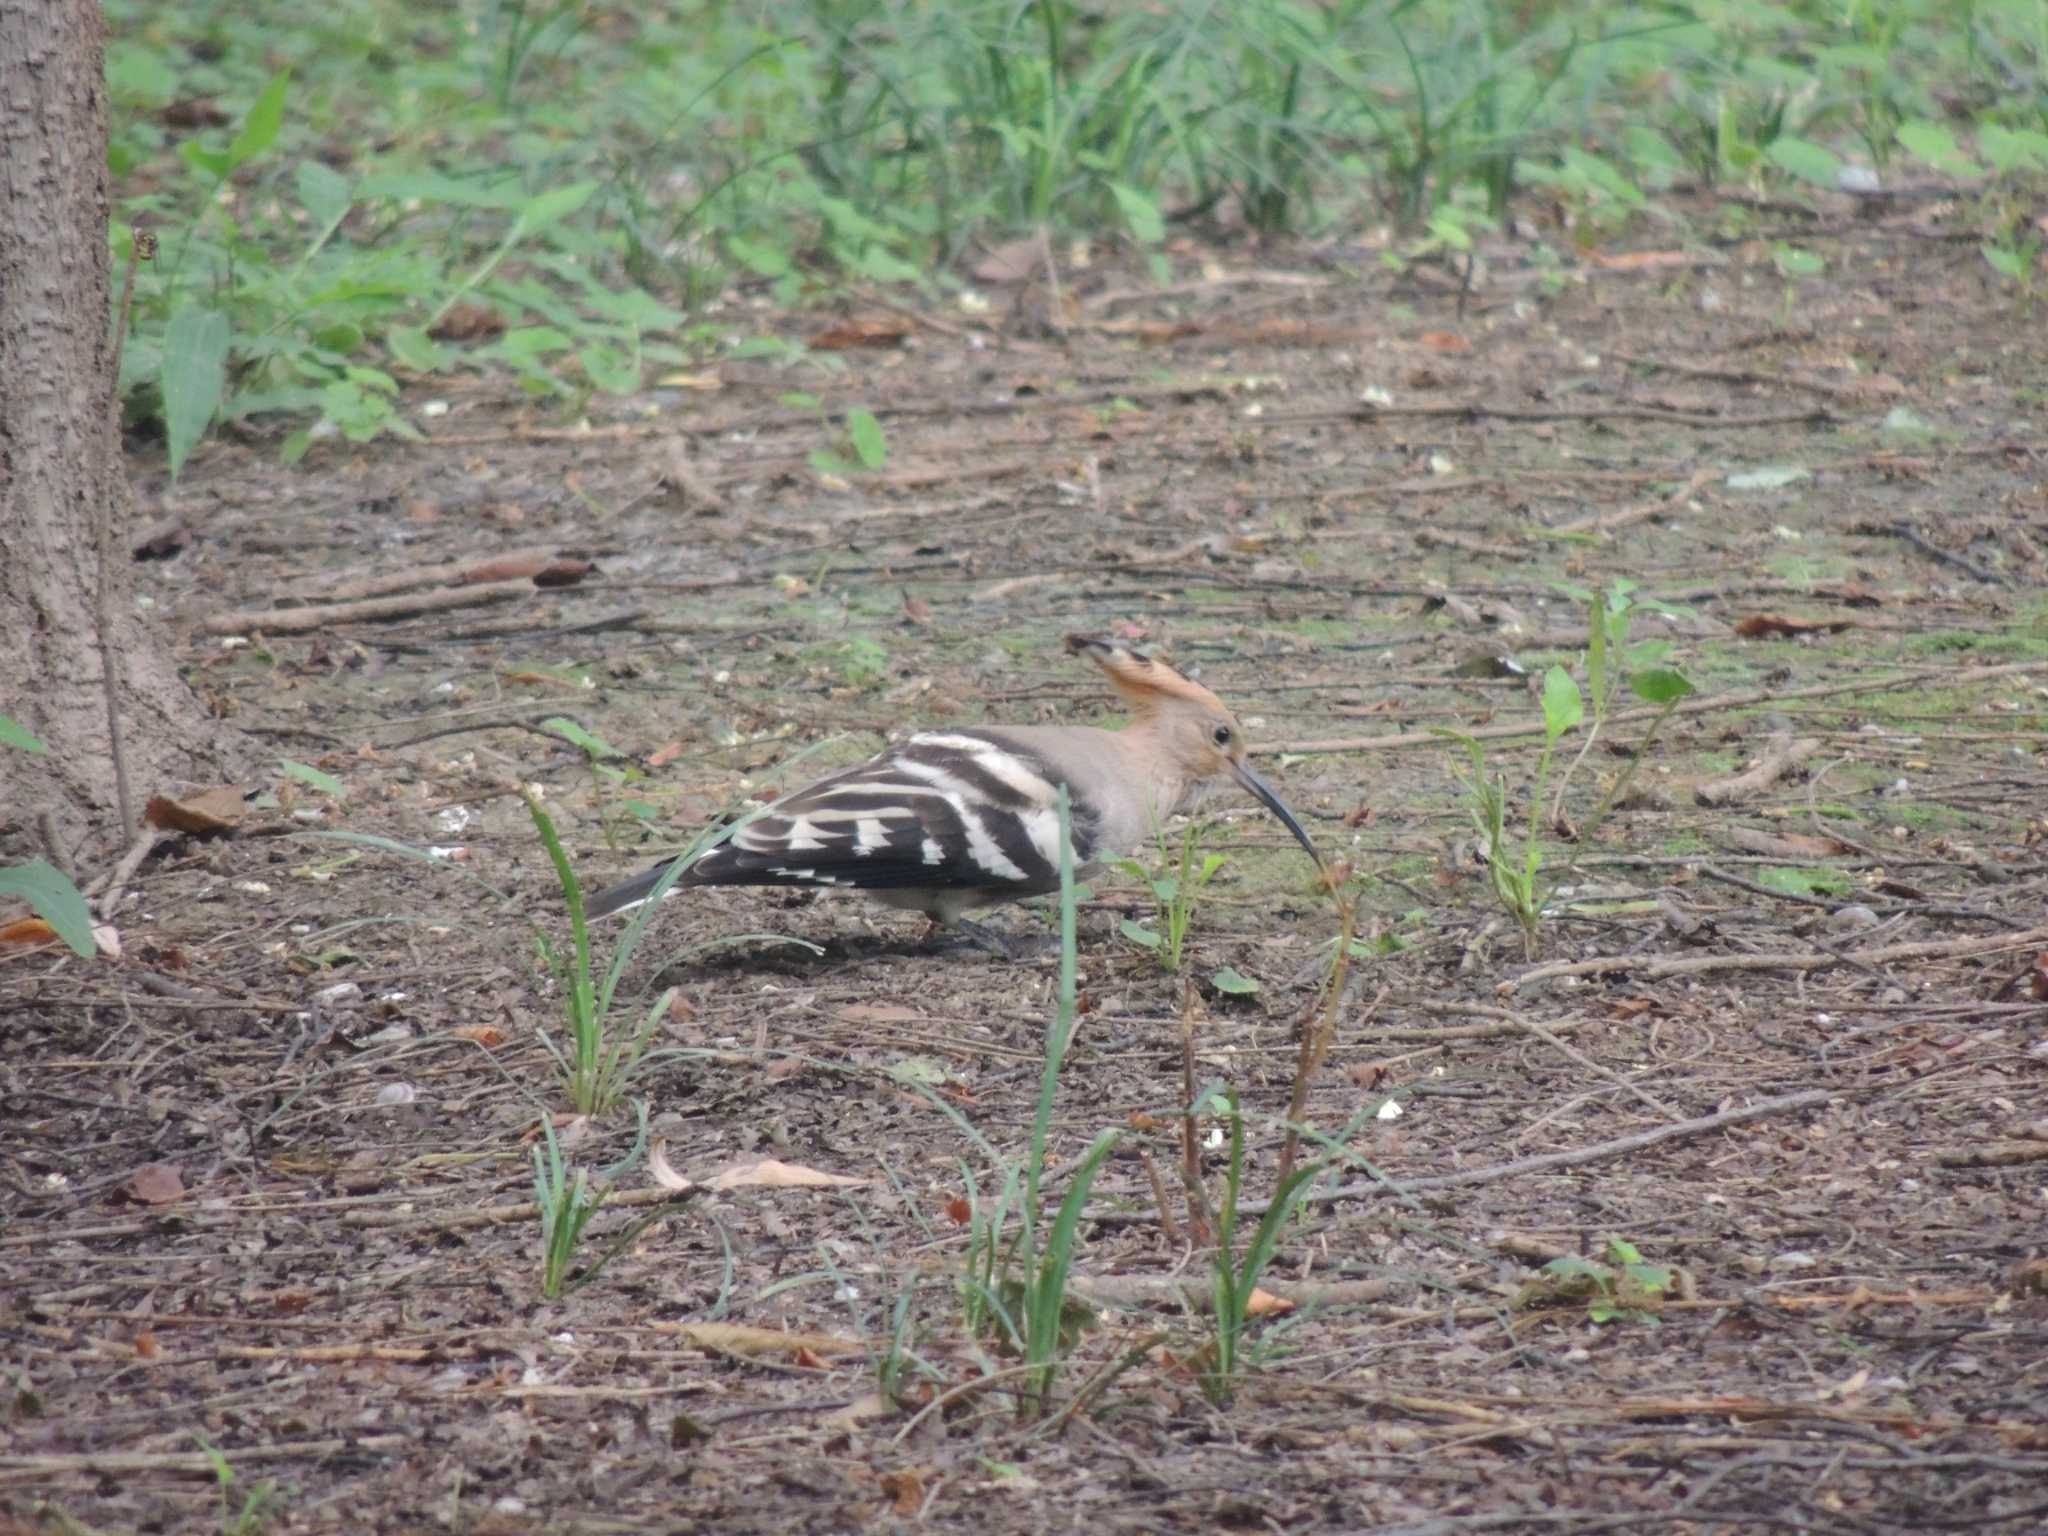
<box><xmin>1587</xmin><ymin>249</ymin><xmax>1695</xmax><ymax>271</ymax></box>
<box><xmin>1243</xmin><ymin>1287</ymin><xmax>1295</xmax><ymax>1318</ymax></box>
<box><xmin>810</xmin><ymin>316</ymin><xmax>911</xmax><ymax>351</ymax></box>
<box><xmin>0</xmin><ymin>918</ymin><xmax>61</xmax><ymax>953</ymax></box>
<box><xmin>161</xmin><ymin>98</ymin><xmax>230</xmax><ymax>129</ymax></box>
<box><xmin>1734</xmin><ymin>613</ymin><xmax>1854</xmax><ymax>639</ymax></box>
<box><xmin>707</xmin><ymin>1157</ymin><xmax>869</xmax><ymax>1191</ymax></box>
<box><xmin>792</xmin><ymin>1345</ymin><xmax>830</xmax><ymax>1371</ymax></box>
<box><xmin>663</xmin><ymin>1322</ymin><xmax>864</xmax><ymax>1358</ymax></box>
<box><xmin>649</xmin><ymin>1138</ymin><xmax>693</xmax><ymax>1192</ymax></box>
<box><xmin>2031</xmin><ymin>953</ymin><xmax>2048</xmax><ymax>1002</ymax></box>
<box><xmin>822</xmin><ymin>1392</ymin><xmax>896</xmax><ymax>1429</ymax></box>
<box><xmin>1723</xmin><ymin>827</ymin><xmax>1850</xmax><ymax>859</ymax></box>
<box><xmin>1417</xmin><ymin>330</ymin><xmax>1470</xmax><ymax>353</ymax></box>
<box><xmin>428</xmin><ymin>303</ymin><xmax>503</xmax><ymax>343</ymax></box>
<box><xmin>901</xmin><ymin>591</ymin><xmax>935</xmax><ymax>626</ymax></box>
<box><xmin>836</xmin><ymin>1003</ymin><xmax>923</xmax><ymax>1026</ymax></box>
<box><xmin>123</xmin><ymin>1163</ymin><xmax>185</xmax><ymax>1206</ymax></box>
<box><xmin>144</xmin><ymin>784</ymin><xmax>247</xmax><ymax>834</ymax></box>
<box><xmin>450</xmin><ymin>1024</ymin><xmax>505</xmax><ymax>1048</ymax></box>
<box><xmin>646</xmin><ymin>740</ymin><xmax>686</xmax><ymax>769</ymax></box>
<box><xmin>1608</xmin><ymin>996</ymin><xmax>1658</xmax><ymax>1019</ymax></box>
<box><xmin>974</xmin><ymin>236</ymin><xmax>1042</xmax><ymax>284</ymax></box>
<box><xmin>880</xmin><ymin>1469</ymin><xmax>927</xmax><ymax>1517</ymax></box>
<box><xmin>943</xmin><ymin>1196</ymin><xmax>972</xmax><ymax>1226</ymax></box>
<box><xmin>134</xmin><ymin>1330</ymin><xmax>160</xmax><ymax>1359</ymax></box>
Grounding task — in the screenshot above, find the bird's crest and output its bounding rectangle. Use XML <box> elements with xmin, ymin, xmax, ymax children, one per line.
<box><xmin>1064</xmin><ymin>634</ymin><xmax>1224</xmax><ymax>720</ymax></box>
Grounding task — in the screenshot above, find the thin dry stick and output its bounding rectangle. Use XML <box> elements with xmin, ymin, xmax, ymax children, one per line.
<box><xmin>1178</xmin><ymin>982</ymin><xmax>1213</xmax><ymax>1246</ymax></box>
<box><xmin>0</xmin><ymin>1436</ymin><xmax>409</xmax><ymax>1478</ymax></box>
<box><xmin>199</xmin><ymin>577</ymin><xmax>545</xmax><ymax>635</ymax></box>
<box><xmin>1552</xmin><ymin>467</ymin><xmax>1718</xmax><ymax>535</ymax></box>
<box><xmin>1261</xmin><ymin>657</ymin><xmax>2048</xmax><ymax>756</ymax></box>
<box><xmin>339</xmin><ymin>1183</ymin><xmax>693</xmax><ymax>1232</ymax></box>
<box><xmin>1503</xmin><ymin>924</ymin><xmax>2048</xmax><ymax>994</ymax></box>
<box><xmin>1511</xmin><ymin>1013</ymin><xmax>1679</xmax><ymax>1124</ymax></box>
<box><xmin>1277</xmin><ymin>893</ymin><xmax>1359</xmax><ymax>1185</ymax></box>
<box><xmin>1271</xmin><ymin>1088</ymin><xmax>1830</xmax><ymax>1216</ymax></box>
<box><xmin>95</xmin><ymin>235</ymin><xmax>152</xmax><ymax>838</ymax></box>
<box><xmin>1137</xmin><ymin>1150</ymin><xmax>1181</xmax><ymax>1246</ymax></box>
<box><xmin>1695</xmin><ymin>735</ymin><xmax>1822</xmax><ymax>807</ymax></box>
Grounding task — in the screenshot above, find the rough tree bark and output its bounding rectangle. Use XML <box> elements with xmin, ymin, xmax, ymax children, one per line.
<box><xmin>0</xmin><ymin>2</ymin><xmax>234</xmax><ymax>868</ymax></box>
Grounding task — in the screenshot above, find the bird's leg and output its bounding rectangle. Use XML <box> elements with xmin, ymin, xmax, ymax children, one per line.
<box><xmin>919</xmin><ymin>917</ymin><xmax>1017</xmax><ymax>958</ymax></box>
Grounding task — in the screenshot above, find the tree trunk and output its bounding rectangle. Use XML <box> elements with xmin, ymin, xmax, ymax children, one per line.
<box><xmin>0</xmin><ymin>1</ymin><xmax>235</xmax><ymax>870</ymax></box>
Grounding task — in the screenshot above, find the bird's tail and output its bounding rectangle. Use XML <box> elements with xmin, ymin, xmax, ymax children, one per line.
<box><xmin>584</xmin><ymin>858</ymin><xmax>691</xmax><ymax>919</ymax></box>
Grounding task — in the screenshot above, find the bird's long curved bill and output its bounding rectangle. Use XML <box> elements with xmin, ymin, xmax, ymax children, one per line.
<box><xmin>1231</xmin><ymin>759</ymin><xmax>1323</xmax><ymax>867</ymax></box>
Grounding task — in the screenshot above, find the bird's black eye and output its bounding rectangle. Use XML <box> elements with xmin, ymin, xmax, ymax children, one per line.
<box><xmin>1212</xmin><ymin>724</ymin><xmax>1233</xmax><ymax>747</ymax></box>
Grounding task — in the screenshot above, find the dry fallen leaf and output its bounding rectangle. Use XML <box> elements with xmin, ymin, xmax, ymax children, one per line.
<box><xmin>708</xmin><ymin>1157</ymin><xmax>869</xmax><ymax>1191</ymax></box>
<box><xmin>810</xmin><ymin>316</ymin><xmax>911</xmax><ymax>351</ymax></box>
<box><xmin>144</xmin><ymin>785</ymin><xmax>247</xmax><ymax>834</ymax></box>
<box><xmin>123</xmin><ymin>1163</ymin><xmax>185</xmax><ymax>1206</ymax></box>
<box><xmin>649</xmin><ymin>1138</ymin><xmax>693</xmax><ymax>1192</ymax></box>
<box><xmin>880</xmin><ymin>1469</ymin><xmax>927</xmax><ymax>1516</ymax></box>
<box><xmin>1734</xmin><ymin>613</ymin><xmax>1853</xmax><ymax>639</ymax></box>
<box><xmin>0</xmin><ymin>917</ymin><xmax>61</xmax><ymax>953</ymax></box>
<box><xmin>449</xmin><ymin>1024</ymin><xmax>504</xmax><ymax>1048</ymax></box>
<box><xmin>661</xmin><ymin>1322</ymin><xmax>864</xmax><ymax>1358</ymax></box>
<box><xmin>1243</xmin><ymin>1287</ymin><xmax>1295</xmax><ymax>1318</ymax></box>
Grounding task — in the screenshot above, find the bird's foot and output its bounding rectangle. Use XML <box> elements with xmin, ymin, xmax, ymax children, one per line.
<box><xmin>918</xmin><ymin>917</ymin><xmax>1025</xmax><ymax>958</ymax></box>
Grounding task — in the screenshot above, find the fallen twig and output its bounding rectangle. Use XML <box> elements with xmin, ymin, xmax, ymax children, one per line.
<box><xmin>1695</xmin><ymin>734</ymin><xmax>1822</xmax><ymax>807</ymax></box>
<box><xmin>1261</xmin><ymin>658</ymin><xmax>2048</xmax><ymax>756</ymax></box>
<box><xmin>1503</xmin><ymin>924</ymin><xmax>2048</xmax><ymax>993</ymax></box>
<box><xmin>199</xmin><ymin>578</ymin><xmax>548</xmax><ymax>635</ymax></box>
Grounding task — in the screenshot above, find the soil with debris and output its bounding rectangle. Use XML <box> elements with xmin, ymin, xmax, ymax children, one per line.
<box><xmin>7</xmin><ymin>205</ymin><xmax>2048</xmax><ymax>1535</ymax></box>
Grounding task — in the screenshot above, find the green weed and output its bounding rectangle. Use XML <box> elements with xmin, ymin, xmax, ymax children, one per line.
<box><xmin>1517</xmin><ymin>1238</ymin><xmax>1676</xmax><ymax>1326</ymax></box>
<box><xmin>531</xmin><ymin>1100</ymin><xmax>653</xmax><ymax>1299</ymax></box>
<box><xmin>1115</xmin><ymin>817</ymin><xmax>1225</xmax><ymax>971</ymax></box>
<box><xmin>0</xmin><ymin>718</ymin><xmax>95</xmax><ymax>958</ymax></box>
<box><xmin>956</xmin><ymin>786</ymin><xmax>1118</xmax><ymax>1413</ymax></box>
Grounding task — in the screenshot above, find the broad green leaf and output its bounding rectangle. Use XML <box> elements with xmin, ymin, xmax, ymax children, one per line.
<box><xmin>0</xmin><ymin>860</ymin><xmax>94</xmax><ymax>957</ymax></box>
<box><xmin>518</xmin><ymin>181</ymin><xmax>597</xmax><ymax>233</ymax></box>
<box><xmin>161</xmin><ymin>307</ymin><xmax>230</xmax><ymax>480</ymax></box>
<box><xmin>1120</xmin><ymin>918</ymin><xmax>1163</xmax><ymax>949</ymax></box>
<box><xmin>846</xmin><ymin>408</ymin><xmax>887</xmax><ymax>470</ymax></box>
<box><xmin>1896</xmin><ymin>120</ymin><xmax>1983</xmax><ymax>179</ymax></box>
<box><xmin>541</xmin><ymin>717</ymin><xmax>624</xmax><ymax>759</ymax></box>
<box><xmin>1772</xmin><ymin>243</ymin><xmax>1825</xmax><ymax>278</ymax></box>
<box><xmin>1765</xmin><ymin>136</ymin><xmax>1843</xmax><ymax>188</ymax></box>
<box><xmin>1757</xmin><ymin>865</ymin><xmax>1853</xmax><ymax>898</ymax></box>
<box><xmin>1629</xmin><ymin>668</ymin><xmax>1695</xmax><ymax>705</ymax></box>
<box><xmin>578</xmin><ymin>342</ymin><xmax>640</xmax><ymax>396</ymax></box>
<box><xmin>281</xmin><ymin>759</ymin><xmax>347</xmax><ymax>797</ymax></box>
<box><xmin>386</xmin><ymin>326</ymin><xmax>453</xmax><ymax>372</ymax></box>
<box><xmin>179</xmin><ymin>140</ymin><xmax>232</xmax><ymax>181</ymax></box>
<box><xmin>1978</xmin><ymin>125</ymin><xmax>2048</xmax><ymax>175</ymax></box>
<box><xmin>310</xmin><ymin>321</ymin><xmax>363</xmax><ymax>356</ymax></box>
<box><xmin>1540</xmin><ymin>666</ymin><xmax>1583</xmax><ymax>744</ymax></box>
<box><xmin>107</xmin><ymin>45</ymin><xmax>178</xmax><ymax>107</ymax></box>
<box><xmin>726</xmin><ymin>233</ymin><xmax>790</xmax><ymax>278</ymax></box>
<box><xmin>227</xmin><ymin>70</ymin><xmax>291</xmax><ymax>170</ymax></box>
<box><xmin>1983</xmin><ymin>245</ymin><xmax>2027</xmax><ymax>282</ymax></box>
<box><xmin>1210</xmin><ymin>966</ymin><xmax>1260</xmax><ymax>995</ymax></box>
<box><xmin>1109</xmin><ymin>182</ymin><xmax>1165</xmax><ymax>243</ymax></box>
<box><xmin>295</xmin><ymin>159</ymin><xmax>351</xmax><ymax>231</ymax></box>
<box><xmin>0</xmin><ymin>715</ymin><xmax>48</xmax><ymax>753</ymax></box>
<box><xmin>779</xmin><ymin>390</ymin><xmax>822</xmax><ymax>411</ymax></box>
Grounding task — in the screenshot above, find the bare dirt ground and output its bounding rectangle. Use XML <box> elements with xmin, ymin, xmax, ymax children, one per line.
<box><xmin>7</xmin><ymin>201</ymin><xmax>2048</xmax><ymax>1534</ymax></box>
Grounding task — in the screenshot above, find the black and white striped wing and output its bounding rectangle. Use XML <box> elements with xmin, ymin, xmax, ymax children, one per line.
<box><xmin>689</xmin><ymin>731</ymin><xmax>1098</xmax><ymax>894</ymax></box>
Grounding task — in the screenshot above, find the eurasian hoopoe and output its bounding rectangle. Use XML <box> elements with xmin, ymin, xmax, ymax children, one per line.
<box><xmin>584</xmin><ymin>634</ymin><xmax>1321</xmax><ymax>932</ymax></box>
